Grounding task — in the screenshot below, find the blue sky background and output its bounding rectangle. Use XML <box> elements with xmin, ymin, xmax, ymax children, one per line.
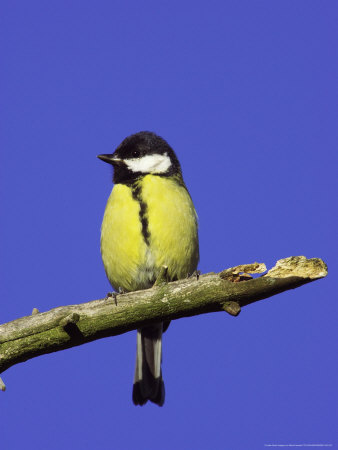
<box><xmin>1</xmin><ymin>1</ymin><xmax>337</xmax><ymax>449</ymax></box>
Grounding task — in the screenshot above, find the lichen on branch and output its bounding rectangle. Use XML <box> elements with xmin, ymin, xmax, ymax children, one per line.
<box><xmin>0</xmin><ymin>256</ymin><xmax>327</xmax><ymax>390</ymax></box>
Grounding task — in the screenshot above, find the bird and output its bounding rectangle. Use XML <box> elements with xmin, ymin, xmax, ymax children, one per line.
<box><xmin>98</xmin><ymin>131</ymin><xmax>199</xmax><ymax>406</ymax></box>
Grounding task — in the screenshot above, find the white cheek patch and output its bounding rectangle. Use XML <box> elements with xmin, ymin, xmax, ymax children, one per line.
<box><xmin>125</xmin><ymin>153</ymin><xmax>172</xmax><ymax>174</ymax></box>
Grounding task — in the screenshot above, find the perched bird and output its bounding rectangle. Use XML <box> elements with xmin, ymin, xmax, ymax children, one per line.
<box><xmin>98</xmin><ymin>131</ymin><xmax>199</xmax><ymax>406</ymax></box>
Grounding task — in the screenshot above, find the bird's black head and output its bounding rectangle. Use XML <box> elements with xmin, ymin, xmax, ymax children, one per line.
<box><xmin>98</xmin><ymin>131</ymin><xmax>182</xmax><ymax>184</ymax></box>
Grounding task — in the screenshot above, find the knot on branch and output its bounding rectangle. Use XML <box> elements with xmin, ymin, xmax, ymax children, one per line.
<box><xmin>222</xmin><ymin>301</ymin><xmax>241</xmax><ymax>316</ymax></box>
<box><xmin>59</xmin><ymin>313</ymin><xmax>80</xmax><ymax>328</ymax></box>
<box><xmin>59</xmin><ymin>313</ymin><xmax>83</xmax><ymax>340</ymax></box>
<box><xmin>0</xmin><ymin>377</ymin><xmax>6</xmax><ymax>392</ymax></box>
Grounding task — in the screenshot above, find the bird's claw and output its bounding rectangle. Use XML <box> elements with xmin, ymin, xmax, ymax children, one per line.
<box><xmin>112</xmin><ymin>292</ymin><xmax>118</xmax><ymax>306</ymax></box>
<box><xmin>105</xmin><ymin>291</ymin><xmax>118</xmax><ymax>306</ymax></box>
<box><xmin>187</xmin><ymin>270</ymin><xmax>200</xmax><ymax>280</ymax></box>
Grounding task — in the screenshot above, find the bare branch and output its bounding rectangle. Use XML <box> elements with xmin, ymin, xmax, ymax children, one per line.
<box><xmin>0</xmin><ymin>256</ymin><xmax>327</xmax><ymax>382</ymax></box>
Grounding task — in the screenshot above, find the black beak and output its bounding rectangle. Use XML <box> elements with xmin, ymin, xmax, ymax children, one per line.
<box><xmin>97</xmin><ymin>154</ymin><xmax>124</xmax><ymax>166</ymax></box>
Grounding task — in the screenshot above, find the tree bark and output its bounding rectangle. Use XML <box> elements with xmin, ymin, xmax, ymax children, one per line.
<box><xmin>0</xmin><ymin>256</ymin><xmax>327</xmax><ymax>390</ymax></box>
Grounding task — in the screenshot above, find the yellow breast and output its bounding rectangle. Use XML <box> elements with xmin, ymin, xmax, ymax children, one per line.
<box><xmin>100</xmin><ymin>175</ymin><xmax>199</xmax><ymax>292</ymax></box>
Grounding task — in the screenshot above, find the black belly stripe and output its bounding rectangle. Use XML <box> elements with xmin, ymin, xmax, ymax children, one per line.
<box><xmin>131</xmin><ymin>182</ymin><xmax>150</xmax><ymax>246</ymax></box>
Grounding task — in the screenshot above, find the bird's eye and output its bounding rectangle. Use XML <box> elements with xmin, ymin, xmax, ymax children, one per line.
<box><xmin>132</xmin><ymin>150</ymin><xmax>140</xmax><ymax>158</ymax></box>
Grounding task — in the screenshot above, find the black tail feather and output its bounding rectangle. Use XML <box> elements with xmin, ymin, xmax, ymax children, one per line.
<box><xmin>132</xmin><ymin>323</ymin><xmax>165</xmax><ymax>406</ymax></box>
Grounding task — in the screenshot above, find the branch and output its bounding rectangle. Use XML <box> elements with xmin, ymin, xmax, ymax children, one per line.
<box><xmin>0</xmin><ymin>256</ymin><xmax>327</xmax><ymax>390</ymax></box>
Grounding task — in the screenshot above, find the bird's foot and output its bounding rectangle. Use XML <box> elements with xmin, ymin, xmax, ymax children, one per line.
<box><xmin>107</xmin><ymin>287</ymin><xmax>125</xmax><ymax>306</ymax></box>
<box><xmin>154</xmin><ymin>266</ymin><xmax>168</xmax><ymax>287</ymax></box>
<box><xmin>112</xmin><ymin>293</ymin><xmax>118</xmax><ymax>306</ymax></box>
<box><xmin>105</xmin><ymin>291</ymin><xmax>118</xmax><ymax>306</ymax></box>
<box><xmin>188</xmin><ymin>270</ymin><xmax>201</xmax><ymax>281</ymax></box>
<box><xmin>105</xmin><ymin>292</ymin><xmax>117</xmax><ymax>306</ymax></box>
